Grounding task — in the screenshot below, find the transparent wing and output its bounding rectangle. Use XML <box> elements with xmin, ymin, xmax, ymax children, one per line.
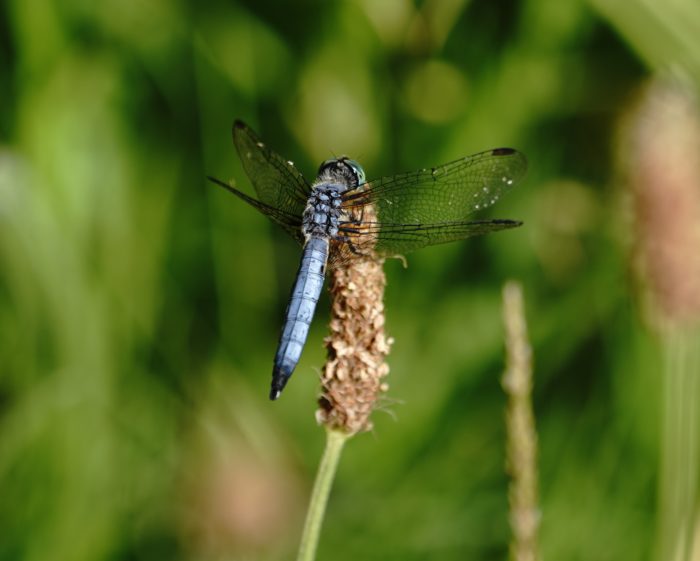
<box><xmin>207</xmin><ymin>176</ymin><xmax>304</xmax><ymax>243</ymax></box>
<box><xmin>333</xmin><ymin>219</ymin><xmax>522</xmax><ymax>260</ymax></box>
<box><xmin>232</xmin><ymin>120</ymin><xmax>311</xmax><ymax>222</ymax></box>
<box><xmin>339</xmin><ymin>147</ymin><xmax>526</xmax><ymax>256</ymax></box>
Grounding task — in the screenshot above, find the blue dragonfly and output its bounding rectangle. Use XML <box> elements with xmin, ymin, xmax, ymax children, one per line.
<box><xmin>209</xmin><ymin>121</ymin><xmax>527</xmax><ymax>400</ymax></box>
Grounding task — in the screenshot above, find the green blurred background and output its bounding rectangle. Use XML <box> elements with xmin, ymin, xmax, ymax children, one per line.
<box><xmin>2</xmin><ymin>1</ymin><xmax>700</xmax><ymax>560</ymax></box>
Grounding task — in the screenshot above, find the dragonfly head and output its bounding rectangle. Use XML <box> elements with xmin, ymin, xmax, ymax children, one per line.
<box><xmin>317</xmin><ymin>157</ymin><xmax>366</xmax><ymax>190</ymax></box>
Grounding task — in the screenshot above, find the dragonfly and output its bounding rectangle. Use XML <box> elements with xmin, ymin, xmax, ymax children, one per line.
<box><xmin>209</xmin><ymin>120</ymin><xmax>527</xmax><ymax>400</ymax></box>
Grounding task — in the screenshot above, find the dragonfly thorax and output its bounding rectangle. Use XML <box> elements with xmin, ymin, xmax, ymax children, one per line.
<box><xmin>302</xmin><ymin>185</ymin><xmax>345</xmax><ymax>241</ymax></box>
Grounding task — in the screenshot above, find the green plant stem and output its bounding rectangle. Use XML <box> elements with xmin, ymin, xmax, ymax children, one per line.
<box><xmin>297</xmin><ymin>428</ymin><xmax>349</xmax><ymax>561</ymax></box>
<box><xmin>657</xmin><ymin>327</ymin><xmax>700</xmax><ymax>561</ymax></box>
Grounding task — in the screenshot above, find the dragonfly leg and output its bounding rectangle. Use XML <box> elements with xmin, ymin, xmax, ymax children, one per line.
<box><xmin>335</xmin><ymin>234</ymin><xmax>366</xmax><ymax>256</ymax></box>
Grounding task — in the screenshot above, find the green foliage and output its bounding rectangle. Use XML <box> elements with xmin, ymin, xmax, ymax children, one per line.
<box><xmin>1</xmin><ymin>1</ymin><xmax>698</xmax><ymax>560</ymax></box>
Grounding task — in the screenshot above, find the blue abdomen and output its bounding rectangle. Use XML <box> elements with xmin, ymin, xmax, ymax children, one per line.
<box><xmin>270</xmin><ymin>236</ymin><xmax>329</xmax><ymax>399</ymax></box>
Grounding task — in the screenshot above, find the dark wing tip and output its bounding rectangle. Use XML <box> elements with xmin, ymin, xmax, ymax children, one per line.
<box><xmin>491</xmin><ymin>148</ymin><xmax>528</xmax><ymax>181</ymax></box>
<box><xmin>492</xmin><ymin>219</ymin><xmax>524</xmax><ymax>227</ymax></box>
<box><xmin>494</xmin><ymin>220</ymin><xmax>524</xmax><ymax>229</ymax></box>
<box><xmin>232</xmin><ymin>120</ymin><xmax>250</xmax><ymax>140</ymax></box>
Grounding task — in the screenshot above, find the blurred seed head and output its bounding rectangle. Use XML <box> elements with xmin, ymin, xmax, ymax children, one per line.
<box><xmin>178</xmin><ymin>378</ymin><xmax>304</xmax><ymax>558</ymax></box>
<box><xmin>620</xmin><ymin>75</ymin><xmax>700</xmax><ymax>328</ymax></box>
<box><xmin>502</xmin><ymin>281</ymin><xmax>541</xmax><ymax>561</ymax></box>
<box><xmin>181</xmin><ymin>450</ymin><xmax>301</xmax><ymax>555</ymax></box>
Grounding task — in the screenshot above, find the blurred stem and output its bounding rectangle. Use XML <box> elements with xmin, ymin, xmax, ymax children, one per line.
<box><xmin>657</xmin><ymin>327</ymin><xmax>700</xmax><ymax>561</ymax></box>
<box><xmin>297</xmin><ymin>428</ymin><xmax>349</xmax><ymax>561</ymax></box>
<box><xmin>502</xmin><ymin>281</ymin><xmax>540</xmax><ymax>561</ymax></box>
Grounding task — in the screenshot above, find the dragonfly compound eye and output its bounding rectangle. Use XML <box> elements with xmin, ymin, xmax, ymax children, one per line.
<box><xmin>345</xmin><ymin>158</ymin><xmax>366</xmax><ymax>187</ymax></box>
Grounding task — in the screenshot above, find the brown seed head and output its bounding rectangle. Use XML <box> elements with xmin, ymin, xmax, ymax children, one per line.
<box><xmin>316</xmin><ymin>254</ymin><xmax>392</xmax><ymax>434</ymax></box>
<box><xmin>316</xmin><ymin>198</ymin><xmax>392</xmax><ymax>434</ymax></box>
